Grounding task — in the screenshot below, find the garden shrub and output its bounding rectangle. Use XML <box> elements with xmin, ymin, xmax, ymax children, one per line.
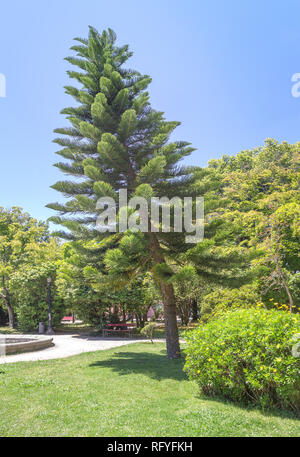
<box><xmin>184</xmin><ymin>308</ymin><xmax>300</xmax><ymax>413</ymax></box>
<box><xmin>16</xmin><ymin>298</ymin><xmax>65</xmax><ymax>332</ymax></box>
<box><xmin>140</xmin><ymin>322</ymin><xmax>156</xmax><ymax>341</ymax></box>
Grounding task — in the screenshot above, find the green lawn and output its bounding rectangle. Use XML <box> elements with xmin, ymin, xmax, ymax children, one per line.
<box><xmin>0</xmin><ymin>326</ymin><xmax>19</xmax><ymax>335</ymax></box>
<box><xmin>0</xmin><ymin>342</ymin><xmax>299</xmax><ymax>437</ymax></box>
<box><xmin>55</xmin><ymin>323</ymin><xmax>98</xmax><ymax>334</ymax></box>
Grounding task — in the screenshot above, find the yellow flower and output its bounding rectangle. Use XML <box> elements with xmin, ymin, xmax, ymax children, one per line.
<box><xmin>197</xmin><ymin>370</ymin><xmax>200</xmax><ymax>374</ymax></box>
<box><xmin>208</xmin><ymin>358</ymin><xmax>212</xmax><ymax>362</ymax></box>
<box><xmin>276</xmin><ymin>358</ymin><xmax>282</xmax><ymax>362</ymax></box>
<box><xmin>276</xmin><ymin>344</ymin><xmax>280</xmax><ymax>349</ymax></box>
<box><xmin>273</xmin><ymin>368</ymin><xmax>277</xmax><ymax>373</ymax></box>
<box><xmin>260</xmin><ymin>366</ymin><xmax>264</xmax><ymax>370</ymax></box>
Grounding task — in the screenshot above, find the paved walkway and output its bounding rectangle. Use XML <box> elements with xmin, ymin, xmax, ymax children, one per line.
<box><xmin>0</xmin><ymin>334</ymin><xmax>156</xmax><ymax>364</ymax></box>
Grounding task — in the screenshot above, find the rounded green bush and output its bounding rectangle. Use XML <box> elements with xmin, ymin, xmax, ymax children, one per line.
<box><xmin>184</xmin><ymin>308</ymin><xmax>300</xmax><ymax>412</ymax></box>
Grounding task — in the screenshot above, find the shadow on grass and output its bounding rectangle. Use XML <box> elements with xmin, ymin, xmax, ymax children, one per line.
<box><xmin>90</xmin><ymin>346</ymin><xmax>300</xmax><ymax>420</ymax></box>
<box><xmin>194</xmin><ymin>390</ymin><xmax>300</xmax><ymax>421</ymax></box>
<box><xmin>89</xmin><ymin>349</ymin><xmax>187</xmax><ymax>381</ymax></box>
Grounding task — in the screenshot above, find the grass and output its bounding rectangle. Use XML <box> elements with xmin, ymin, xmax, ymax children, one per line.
<box><xmin>0</xmin><ymin>326</ymin><xmax>19</xmax><ymax>335</ymax></box>
<box><xmin>0</xmin><ymin>322</ymin><xmax>193</xmax><ymax>338</ymax></box>
<box><xmin>0</xmin><ymin>343</ymin><xmax>299</xmax><ymax>437</ymax></box>
<box><xmin>55</xmin><ymin>323</ymin><xmax>97</xmax><ymax>334</ymax></box>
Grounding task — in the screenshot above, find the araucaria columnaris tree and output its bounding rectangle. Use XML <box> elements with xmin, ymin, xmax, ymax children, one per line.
<box><xmin>48</xmin><ymin>27</ymin><xmax>196</xmax><ymax>358</ymax></box>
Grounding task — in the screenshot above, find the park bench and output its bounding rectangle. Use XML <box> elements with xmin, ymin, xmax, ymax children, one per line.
<box><xmin>61</xmin><ymin>316</ymin><xmax>74</xmax><ymax>323</ymax></box>
<box><xmin>102</xmin><ymin>323</ymin><xmax>136</xmax><ymax>338</ymax></box>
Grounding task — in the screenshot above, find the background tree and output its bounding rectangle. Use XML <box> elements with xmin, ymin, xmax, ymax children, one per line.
<box><xmin>192</xmin><ymin>139</ymin><xmax>300</xmax><ymax>318</ymax></box>
<box><xmin>56</xmin><ymin>240</ymin><xmax>108</xmax><ymax>327</ymax></box>
<box><xmin>10</xmin><ymin>235</ymin><xmax>65</xmax><ymax>332</ymax></box>
<box><xmin>0</xmin><ymin>207</ymin><xmax>48</xmax><ymax>328</ymax></box>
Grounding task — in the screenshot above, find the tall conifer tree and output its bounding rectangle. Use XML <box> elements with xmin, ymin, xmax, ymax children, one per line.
<box><xmin>48</xmin><ymin>27</ymin><xmax>196</xmax><ymax>358</ymax></box>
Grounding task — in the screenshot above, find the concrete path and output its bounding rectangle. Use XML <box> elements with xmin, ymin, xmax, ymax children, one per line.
<box><xmin>0</xmin><ymin>334</ymin><xmax>156</xmax><ymax>364</ymax></box>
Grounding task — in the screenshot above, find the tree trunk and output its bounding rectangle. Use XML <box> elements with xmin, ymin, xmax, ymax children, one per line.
<box><xmin>184</xmin><ymin>313</ymin><xmax>189</xmax><ymax>326</ymax></box>
<box><xmin>5</xmin><ymin>290</ymin><xmax>15</xmax><ymax>328</ymax></box>
<box><xmin>273</xmin><ymin>224</ymin><xmax>294</xmax><ymax>313</ymax></box>
<box><xmin>46</xmin><ymin>276</ymin><xmax>54</xmax><ymax>334</ymax></box>
<box><xmin>137</xmin><ymin>313</ymin><xmax>145</xmax><ymax>328</ymax></box>
<box><xmin>7</xmin><ymin>300</ymin><xmax>14</xmax><ymax>329</ymax></box>
<box><xmin>150</xmin><ymin>233</ymin><xmax>181</xmax><ymax>358</ymax></box>
<box><xmin>279</xmin><ymin>268</ymin><xmax>294</xmax><ymax>313</ymax></box>
<box><xmin>135</xmin><ymin>313</ymin><xmax>140</xmax><ymax>327</ymax></box>
<box><xmin>177</xmin><ymin>306</ymin><xmax>185</xmax><ymax>326</ymax></box>
<box><xmin>160</xmin><ymin>281</ymin><xmax>181</xmax><ymax>358</ymax></box>
<box><xmin>274</xmin><ymin>248</ymin><xmax>294</xmax><ymax>313</ymax></box>
<box><xmin>191</xmin><ymin>299</ymin><xmax>198</xmax><ymax>322</ymax></box>
<box><xmin>0</xmin><ymin>281</ymin><xmax>15</xmax><ymax>328</ymax></box>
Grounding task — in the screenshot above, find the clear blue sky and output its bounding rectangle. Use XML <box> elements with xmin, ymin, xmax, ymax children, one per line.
<box><xmin>1</xmin><ymin>0</ymin><xmax>300</xmax><ymax>222</ymax></box>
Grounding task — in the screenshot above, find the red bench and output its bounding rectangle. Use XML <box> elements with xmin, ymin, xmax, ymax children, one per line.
<box><xmin>61</xmin><ymin>316</ymin><xmax>73</xmax><ymax>322</ymax></box>
<box><xmin>102</xmin><ymin>323</ymin><xmax>136</xmax><ymax>338</ymax></box>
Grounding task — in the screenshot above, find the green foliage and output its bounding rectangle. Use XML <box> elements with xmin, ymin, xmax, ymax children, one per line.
<box><xmin>55</xmin><ymin>240</ymin><xmax>106</xmax><ymax>327</ymax></box>
<box><xmin>100</xmin><ymin>275</ymin><xmax>158</xmax><ymax>328</ymax></box>
<box><xmin>55</xmin><ymin>238</ymin><xmax>158</xmax><ymax>328</ymax></box>
<box><xmin>10</xmin><ymin>238</ymin><xmax>65</xmax><ymax>332</ymax></box>
<box><xmin>200</xmin><ymin>284</ymin><xmax>260</xmax><ymax>322</ymax></box>
<box><xmin>152</xmin><ymin>263</ymin><xmax>174</xmax><ymax>282</ymax></box>
<box><xmin>184</xmin><ymin>309</ymin><xmax>300</xmax><ymax>412</ymax></box>
<box><xmin>197</xmin><ymin>139</ymin><xmax>300</xmax><ymax>307</ymax></box>
<box><xmin>15</xmin><ymin>298</ymin><xmax>64</xmax><ymax>333</ymax></box>
<box><xmin>0</xmin><ymin>206</ymin><xmax>59</xmax><ymax>328</ymax></box>
<box><xmin>171</xmin><ymin>264</ymin><xmax>202</xmax><ymax>325</ymax></box>
<box><xmin>184</xmin><ymin>139</ymin><xmax>300</xmax><ymax>324</ymax></box>
<box><xmin>140</xmin><ymin>322</ymin><xmax>156</xmax><ymax>341</ymax></box>
<box><xmin>48</xmin><ymin>26</ymin><xmax>195</xmax><ymax>243</ymax></box>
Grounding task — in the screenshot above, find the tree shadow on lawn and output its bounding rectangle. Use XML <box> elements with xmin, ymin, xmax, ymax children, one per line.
<box><xmin>89</xmin><ymin>349</ymin><xmax>187</xmax><ymax>382</ymax></box>
<box><xmin>89</xmin><ymin>349</ymin><xmax>300</xmax><ymax>420</ymax></box>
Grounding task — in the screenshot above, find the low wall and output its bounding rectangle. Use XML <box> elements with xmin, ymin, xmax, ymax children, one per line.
<box><xmin>0</xmin><ymin>335</ymin><xmax>54</xmax><ymax>355</ymax></box>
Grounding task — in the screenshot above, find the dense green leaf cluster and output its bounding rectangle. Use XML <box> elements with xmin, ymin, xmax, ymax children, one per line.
<box><xmin>184</xmin><ymin>308</ymin><xmax>300</xmax><ymax>412</ymax></box>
